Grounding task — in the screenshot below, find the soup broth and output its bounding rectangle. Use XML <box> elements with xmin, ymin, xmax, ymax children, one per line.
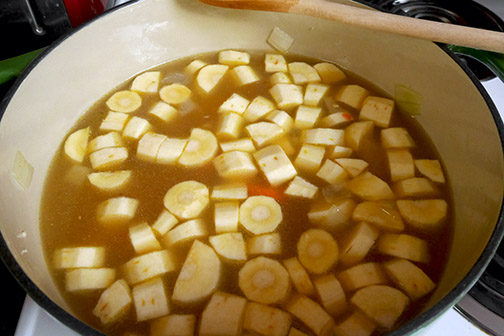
<box><xmin>40</xmin><ymin>50</ymin><xmax>452</xmax><ymax>336</ymax></box>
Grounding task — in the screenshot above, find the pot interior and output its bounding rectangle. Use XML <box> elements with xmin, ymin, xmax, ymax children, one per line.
<box><xmin>0</xmin><ymin>0</ymin><xmax>503</xmax><ymax>333</ymax></box>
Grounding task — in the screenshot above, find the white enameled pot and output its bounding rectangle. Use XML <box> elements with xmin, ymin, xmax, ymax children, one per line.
<box><xmin>0</xmin><ymin>0</ymin><xmax>503</xmax><ymax>335</ymax></box>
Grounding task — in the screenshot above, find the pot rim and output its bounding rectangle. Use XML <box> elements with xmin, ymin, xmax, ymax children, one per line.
<box><xmin>1</xmin><ymin>1</ymin><xmax>503</xmax><ymax>335</ymax></box>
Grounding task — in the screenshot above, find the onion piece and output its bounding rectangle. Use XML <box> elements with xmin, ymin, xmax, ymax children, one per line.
<box><xmin>267</xmin><ymin>27</ymin><xmax>294</xmax><ymax>53</ymax></box>
<box><xmin>10</xmin><ymin>151</ymin><xmax>34</xmax><ymax>190</ymax></box>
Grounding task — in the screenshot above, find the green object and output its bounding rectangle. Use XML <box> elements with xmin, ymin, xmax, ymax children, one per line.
<box><xmin>0</xmin><ymin>48</ymin><xmax>45</xmax><ymax>85</ymax></box>
<box><xmin>395</xmin><ymin>84</ymin><xmax>423</xmax><ymax>116</ymax></box>
<box><xmin>447</xmin><ymin>45</ymin><xmax>504</xmax><ymax>82</ymax></box>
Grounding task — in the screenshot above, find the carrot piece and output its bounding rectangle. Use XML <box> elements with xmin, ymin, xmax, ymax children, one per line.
<box><xmin>248</xmin><ymin>184</ymin><xmax>285</xmax><ymax>202</ymax></box>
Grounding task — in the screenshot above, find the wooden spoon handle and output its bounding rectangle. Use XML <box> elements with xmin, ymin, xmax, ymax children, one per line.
<box><xmin>200</xmin><ymin>0</ymin><xmax>504</xmax><ymax>53</ymax></box>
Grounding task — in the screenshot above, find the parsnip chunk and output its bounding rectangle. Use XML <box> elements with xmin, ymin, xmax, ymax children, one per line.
<box><xmin>156</xmin><ymin>138</ymin><xmax>188</xmax><ymax>165</ymax></box>
<box><xmin>90</xmin><ymin>147</ymin><xmax>128</xmax><ymax>170</ymax></box>
<box><xmin>219</xmin><ymin>93</ymin><xmax>250</xmax><ymax>115</ymax></box>
<box><xmin>313</xmin><ymin>274</ymin><xmax>347</xmax><ymax>317</ymax></box>
<box><xmin>270</xmin><ymin>72</ymin><xmax>292</xmax><ymax>85</ymax></box>
<box><xmin>295</xmin><ymin>144</ymin><xmax>325</xmax><ymax>173</ymax></box>
<box><xmin>129</xmin><ymin>222</ymin><xmax>161</xmax><ymax>254</ymax></box>
<box><xmin>219</xmin><ymin>50</ymin><xmax>250</xmax><ymax>66</ymax></box>
<box><xmin>335</xmin><ymin>85</ymin><xmax>369</xmax><ymax>110</ymax></box>
<box><xmin>197</xmin><ymin>64</ymin><xmax>229</xmax><ymax>93</ymax></box>
<box><xmin>244</xmin><ymin>96</ymin><xmax>276</xmax><ymax>122</ymax></box>
<box><xmin>283</xmin><ymin>257</ymin><xmax>315</xmax><ymax>296</ymax></box>
<box><xmin>344</xmin><ymin>120</ymin><xmax>374</xmax><ymax>151</ymax></box>
<box><xmin>100</xmin><ymin>111</ymin><xmax>130</xmax><ymax>132</ymax></box>
<box><xmin>152</xmin><ymin>210</ymin><xmax>179</xmax><ymax>236</ymax></box>
<box><xmin>316</xmin><ymin>159</ymin><xmax>349</xmax><ymax>184</ymax></box>
<box><xmin>137</xmin><ymin>133</ymin><xmax>167</xmax><ymax>163</ymax></box>
<box><xmin>285</xmin><ymin>176</ymin><xmax>318</xmax><ymax>199</ymax></box>
<box><xmin>97</xmin><ymin>197</ymin><xmax>138</xmax><ymax>226</ymax></box>
<box><xmin>304</xmin><ymin>83</ymin><xmax>329</xmax><ymax>107</ymax></box>
<box><xmin>384</xmin><ymin>259</ymin><xmax>436</xmax><ymax>300</ymax></box>
<box><xmin>350</xmin><ymin>285</ymin><xmax>409</xmax><ymax>329</ymax></box>
<box><xmin>346</xmin><ymin>172</ymin><xmax>395</xmax><ymax>201</ymax></box>
<box><xmin>266</xmin><ymin>109</ymin><xmax>294</xmax><ymax>131</ymax></box>
<box><xmin>244</xmin><ymin>302</ymin><xmax>292</xmax><ymax>336</ymax></box>
<box><xmin>92</xmin><ymin>279</ymin><xmax>132</xmax><ymax>324</ymax></box>
<box><xmin>254</xmin><ymin>145</ymin><xmax>297</xmax><ymax>186</ymax></box>
<box><xmin>387</xmin><ymin>149</ymin><xmax>415</xmax><ymax>182</ymax></box>
<box><xmin>185</xmin><ymin>59</ymin><xmax>207</xmax><ymax>75</ymax></box>
<box><xmin>123</xmin><ymin>116</ymin><xmax>152</xmax><ymax>141</ymax></box>
<box><xmin>285</xmin><ymin>294</ymin><xmax>335</xmax><ymax>336</ymax></box>
<box><xmin>320</xmin><ymin>112</ymin><xmax>354</xmax><ymax>128</ymax></box>
<box><xmin>123</xmin><ymin>250</ymin><xmax>177</xmax><ymax>285</ymax></box>
<box><xmin>340</xmin><ymin>222</ymin><xmax>379</xmax><ymax>266</ymax></box>
<box><xmin>217</xmin><ymin>113</ymin><xmax>244</xmax><ymax>140</ymax></box>
<box><xmin>295</xmin><ymin>105</ymin><xmax>322</xmax><ymax>129</ymax></box>
<box><xmin>335</xmin><ymin>158</ymin><xmax>368</xmax><ymax>177</ymax></box>
<box><xmin>133</xmin><ymin>277</ymin><xmax>170</xmax><ymax>322</ymax></box>
<box><xmin>148</xmin><ymin>101</ymin><xmax>178</xmax><ymax>123</ymax></box>
<box><xmin>334</xmin><ymin>311</ymin><xmax>375</xmax><ymax>336</ymax></box>
<box><xmin>270</xmin><ymin>84</ymin><xmax>304</xmax><ymax>110</ymax></box>
<box><xmin>381</xmin><ymin>127</ymin><xmax>415</xmax><ymax>149</ymax></box>
<box><xmin>359</xmin><ymin>96</ymin><xmax>394</xmax><ymax>128</ymax></box>
<box><xmin>396</xmin><ymin>199</ymin><xmax>448</xmax><ymax>231</ymax></box>
<box><xmin>150</xmin><ymin>315</ymin><xmax>196</xmax><ymax>336</ymax></box>
<box><xmin>304</xmin><ymin>128</ymin><xmax>345</xmax><ymax>146</ymax></box>
<box><xmin>163</xmin><ymin>219</ymin><xmax>208</xmax><ymax>247</ymax></box>
<box><xmin>65</xmin><ymin>268</ymin><xmax>115</xmax><ymax>292</ymax></box>
<box><xmin>265</xmin><ymin>54</ymin><xmax>288</xmax><ymax>73</ymax></box>
<box><xmin>214</xmin><ymin>201</ymin><xmax>240</xmax><ymax>233</ymax></box>
<box><xmin>393</xmin><ymin>177</ymin><xmax>437</xmax><ymax>198</ymax></box>
<box><xmin>246</xmin><ymin>121</ymin><xmax>285</xmax><ymax>147</ymax></box>
<box><xmin>308</xmin><ymin>199</ymin><xmax>356</xmax><ymax>231</ymax></box>
<box><xmin>131</xmin><ymin>71</ymin><xmax>160</xmax><ymax>93</ymax></box>
<box><xmin>313</xmin><ymin>62</ymin><xmax>346</xmax><ymax>84</ymax></box>
<box><xmin>211</xmin><ymin>183</ymin><xmax>248</xmax><ymax>200</ymax></box>
<box><xmin>378</xmin><ymin>233</ymin><xmax>430</xmax><ymax>263</ymax></box>
<box><xmin>199</xmin><ymin>292</ymin><xmax>247</xmax><ymax>336</ymax></box>
<box><xmin>352</xmin><ymin>201</ymin><xmax>404</xmax><ymax>232</ymax></box>
<box><xmin>54</xmin><ymin>246</ymin><xmax>105</xmax><ymax>269</ymax></box>
<box><xmin>210</xmin><ymin>232</ymin><xmax>247</xmax><ymax>262</ymax></box>
<box><xmin>247</xmin><ymin>232</ymin><xmax>282</xmax><ymax>256</ymax></box>
<box><xmin>415</xmin><ymin>159</ymin><xmax>446</xmax><ymax>183</ymax></box>
<box><xmin>213</xmin><ymin>151</ymin><xmax>258</xmax><ymax>180</ymax></box>
<box><xmin>88</xmin><ymin>132</ymin><xmax>122</xmax><ymax>153</ymax></box>
<box><xmin>220</xmin><ymin>138</ymin><xmax>256</xmax><ymax>153</ymax></box>
<box><xmin>338</xmin><ymin>262</ymin><xmax>388</xmax><ymax>291</ymax></box>
<box><xmin>288</xmin><ymin>62</ymin><xmax>321</xmax><ymax>84</ymax></box>
<box><xmin>231</xmin><ymin>65</ymin><xmax>260</xmax><ymax>86</ymax></box>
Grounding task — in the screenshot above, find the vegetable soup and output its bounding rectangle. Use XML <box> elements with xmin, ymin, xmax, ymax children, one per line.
<box><xmin>40</xmin><ymin>50</ymin><xmax>452</xmax><ymax>336</ymax></box>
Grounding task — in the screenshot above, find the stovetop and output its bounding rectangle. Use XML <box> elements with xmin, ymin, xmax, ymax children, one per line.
<box><xmin>2</xmin><ymin>0</ymin><xmax>504</xmax><ymax>335</ymax></box>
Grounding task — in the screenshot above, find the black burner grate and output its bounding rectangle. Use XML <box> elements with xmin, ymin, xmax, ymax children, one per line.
<box><xmin>356</xmin><ymin>0</ymin><xmax>504</xmax><ymax>80</ymax></box>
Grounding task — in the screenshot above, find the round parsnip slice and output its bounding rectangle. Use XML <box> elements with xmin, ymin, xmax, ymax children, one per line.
<box><xmin>106</xmin><ymin>90</ymin><xmax>142</xmax><ymax>113</ymax></box>
<box><xmin>64</xmin><ymin>127</ymin><xmax>90</xmax><ymax>163</ymax></box>
<box><xmin>298</xmin><ymin>228</ymin><xmax>338</xmax><ymax>274</ymax></box>
<box><xmin>172</xmin><ymin>240</ymin><xmax>221</xmax><ymax>304</ymax></box>
<box><xmin>396</xmin><ymin>199</ymin><xmax>448</xmax><ymax>231</ymax></box>
<box><xmin>178</xmin><ymin>128</ymin><xmax>218</xmax><ymax>167</ymax></box>
<box><xmin>164</xmin><ymin>181</ymin><xmax>209</xmax><ymax>219</ymax></box>
<box><xmin>88</xmin><ymin>170</ymin><xmax>132</xmax><ymax>191</ymax></box>
<box><xmin>239</xmin><ymin>256</ymin><xmax>290</xmax><ymax>304</ymax></box>
<box><xmin>239</xmin><ymin>196</ymin><xmax>282</xmax><ymax>235</ymax></box>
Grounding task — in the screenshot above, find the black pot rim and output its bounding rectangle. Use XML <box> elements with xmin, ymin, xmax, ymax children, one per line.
<box><xmin>1</xmin><ymin>1</ymin><xmax>504</xmax><ymax>335</ymax></box>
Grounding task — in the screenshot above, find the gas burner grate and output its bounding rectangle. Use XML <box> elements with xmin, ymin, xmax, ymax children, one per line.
<box><xmin>356</xmin><ymin>0</ymin><xmax>504</xmax><ymax>80</ymax></box>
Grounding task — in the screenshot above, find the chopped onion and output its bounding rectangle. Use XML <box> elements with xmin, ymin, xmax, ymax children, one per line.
<box><xmin>267</xmin><ymin>27</ymin><xmax>294</xmax><ymax>53</ymax></box>
<box><xmin>10</xmin><ymin>151</ymin><xmax>33</xmax><ymax>190</ymax></box>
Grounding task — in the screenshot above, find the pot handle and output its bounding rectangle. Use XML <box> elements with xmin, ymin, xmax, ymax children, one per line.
<box><xmin>0</xmin><ymin>48</ymin><xmax>45</xmax><ymax>85</ymax></box>
<box><xmin>447</xmin><ymin>45</ymin><xmax>504</xmax><ymax>82</ymax></box>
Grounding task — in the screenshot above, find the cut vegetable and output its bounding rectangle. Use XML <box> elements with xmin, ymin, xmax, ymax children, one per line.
<box><xmin>163</xmin><ymin>180</ymin><xmax>209</xmax><ymax>219</ymax></box>
<box><xmin>152</xmin><ymin>210</ymin><xmax>179</xmax><ymax>236</ymax></box>
<box><xmin>211</xmin><ymin>183</ymin><xmax>248</xmax><ymax>200</ymax></box>
<box><xmin>335</xmin><ymin>158</ymin><xmax>368</xmax><ymax>177</ymax></box>
<box><xmin>88</xmin><ymin>132</ymin><xmax>123</xmax><ymax>153</ymax></box>
<box><xmin>88</xmin><ymin>170</ymin><xmax>132</xmax><ymax>192</ymax></box>
<box><xmin>238</xmin><ymin>256</ymin><xmax>290</xmax><ymax>304</ymax></box>
<box><xmin>333</xmin><ymin>311</ymin><xmax>375</xmax><ymax>336</ymax></box>
<box><xmin>387</xmin><ymin>149</ymin><xmax>415</xmax><ymax>182</ymax></box>
<box><xmin>92</xmin><ymin>279</ymin><xmax>132</xmax><ymax>324</ymax></box>
<box><xmin>344</xmin><ymin>120</ymin><xmax>374</xmax><ymax>151</ymax></box>
<box><xmin>100</xmin><ymin>111</ymin><xmax>130</xmax><ymax>132</ymax></box>
<box><xmin>172</xmin><ymin>240</ymin><xmax>221</xmax><ymax>304</ymax></box>
<box><xmin>129</xmin><ymin>222</ymin><xmax>161</xmax><ymax>254</ymax></box>
<box><xmin>316</xmin><ymin>159</ymin><xmax>349</xmax><ymax>184</ymax></box>
<box><xmin>123</xmin><ymin>250</ymin><xmax>177</xmax><ymax>285</ymax></box>
<box><xmin>304</xmin><ymin>83</ymin><xmax>329</xmax><ymax>107</ymax></box>
<box><xmin>247</xmin><ymin>232</ymin><xmax>282</xmax><ymax>256</ymax></box>
<box><xmin>338</xmin><ymin>262</ymin><xmax>388</xmax><ymax>291</ymax></box>
<box><xmin>185</xmin><ymin>59</ymin><xmax>207</xmax><ymax>75</ymax></box>
<box><xmin>220</xmin><ymin>138</ymin><xmax>256</xmax><ymax>153</ymax></box>
<box><xmin>282</xmin><ymin>257</ymin><xmax>315</xmax><ymax>296</ymax></box>
<box><xmin>339</xmin><ymin>222</ymin><xmax>379</xmax><ymax>266</ymax></box>
<box><xmin>65</xmin><ymin>268</ymin><xmax>116</xmax><ymax>292</ymax></box>
<box><xmin>270</xmin><ymin>72</ymin><xmax>292</xmax><ymax>85</ymax></box>
<box><xmin>288</xmin><ymin>62</ymin><xmax>321</xmax><ymax>85</ymax></box>
<box><xmin>352</xmin><ymin>201</ymin><xmax>404</xmax><ymax>232</ymax></box>
<box><xmin>359</xmin><ymin>96</ymin><xmax>395</xmax><ymax>128</ymax></box>
<box><xmin>244</xmin><ymin>96</ymin><xmax>276</xmax><ymax>122</ymax></box>
<box><xmin>396</xmin><ymin>199</ymin><xmax>448</xmax><ymax>231</ymax></box>
<box><xmin>294</xmin><ymin>105</ymin><xmax>322</xmax><ymax>129</ymax></box>
<box><xmin>313</xmin><ymin>274</ymin><xmax>347</xmax><ymax>317</ymax></box>
<box><xmin>217</xmin><ymin>112</ymin><xmax>244</xmax><ymax>140</ymax></box>
<box><xmin>122</xmin><ymin>117</ymin><xmax>152</xmax><ymax>141</ymax></box>
<box><xmin>214</xmin><ymin>201</ymin><xmax>240</xmax><ymax>233</ymax></box>
<box><xmin>297</xmin><ymin>228</ymin><xmax>339</xmax><ymax>274</ymax></box>
<box><xmin>266</xmin><ymin>109</ymin><xmax>294</xmax><ymax>131</ymax></box>
<box><xmin>270</xmin><ymin>84</ymin><xmax>304</xmax><ymax>110</ymax></box>
<box><xmin>313</xmin><ymin>62</ymin><xmax>346</xmax><ymax>84</ymax></box>
<box><xmin>150</xmin><ymin>315</ymin><xmax>195</xmax><ymax>336</ymax></box>
<box><xmin>131</xmin><ymin>71</ymin><xmax>160</xmax><ymax>93</ymax></box>
<box><xmin>219</xmin><ymin>50</ymin><xmax>250</xmax><ymax>66</ymax></box>
<box><xmin>265</xmin><ymin>54</ymin><xmax>288</xmax><ymax>73</ymax></box>
<box><xmin>307</xmin><ymin>198</ymin><xmax>356</xmax><ymax>231</ymax></box>
<box><xmin>381</xmin><ymin>127</ymin><xmax>415</xmax><ymax>149</ymax></box>
<box><xmin>346</xmin><ymin>171</ymin><xmax>395</xmax><ymax>201</ymax></box>
<box><xmin>350</xmin><ymin>285</ymin><xmax>409</xmax><ymax>329</ymax></box>
<box><xmin>267</xmin><ymin>27</ymin><xmax>294</xmax><ymax>53</ymax></box>
<box><xmin>303</xmin><ymin>128</ymin><xmax>345</xmax><ymax>146</ymax></box>
<box><xmin>335</xmin><ymin>85</ymin><xmax>369</xmax><ymax>110</ymax></box>
<box><xmin>218</xmin><ymin>93</ymin><xmax>250</xmax><ymax>115</ymax></box>
<box><xmin>213</xmin><ymin>151</ymin><xmax>258</xmax><ymax>180</ymax></box>
<box><xmin>378</xmin><ymin>233</ymin><xmax>430</xmax><ymax>263</ymax></box>
<box><xmin>178</xmin><ymin>128</ymin><xmax>218</xmax><ymax>167</ymax></box>
<box><xmin>64</xmin><ymin>127</ymin><xmax>90</xmax><ymax>163</ymax></box>
<box><xmin>197</xmin><ymin>64</ymin><xmax>229</xmax><ymax>93</ymax></box>
<box><xmin>254</xmin><ymin>145</ymin><xmax>297</xmax><ymax>186</ymax></box>
<box><xmin>53</xmin><ymin>246</ymin><xmax>105</xmax><ymax>269</ymax></box>
<box><xmin>285</xmin><ymin>294</ymin><xmax>335</xmax><ymax>336</ymax></box>
<box><xmin>320</xmin><ymin>112</ymin><xmax>354</xmax><ymax>128</ymax></box>
<box><xmin>199</xmin><ymin>292</ymin><xmax>247</xmax><ymax>336</ymax></box>
<box><xmin>90</xmin><ymin>147</ymin><xmax>128</xmax><ymax>170</ymax></box>
<box><xmin>132</xmin><ymin>277</ymin><xmax>170</xmax><ymax>322</ymax></box>
<box><xmin>415</xmin><ymin>159</ymin><xmax>445</xmax><ymax>183</ymax></box>
<box><xmin>137</xmin><ymin>133</ymin><xmax>167</xmax><ymax>163</ymax></box>
<box><xmin>243</xmin><ymin>302</ymin><xmax>292</xmax><ymax>336</ymax></box>
<box><xmin>97</xmin><ymin>196</ymin><xmax>138</xmax><ymax>226</ymax></box>
<box><xmin>163</xmin><ymin>218</ymin><xmax>208</xmax><ymax>247</ymax></box>
<box><xmin>285</xmin><ymin>176</ymin><xmax>318</xmax><ymax>199</ymax></box>
<box><xmin>159</xmin><ymin>83</ymin><xmax>191</xmax><ymax>105</ymax></box>
<box><xmin>156</xmin><ymin>138</ymin><xmax>188</xmax><ymax>165</ymax></box>
<box><xmin>148</xmin><ymin>101</ymin><xmax>178</xmax><ymax>123</ymax></box>
<box><xmin>384</xmin><ymin>258</ymin><xmax>436</xmax><ymax>300</ymax></box>
<box><xmin>209</xmin><ymin>232</ymin><xmax>247</xmax><ymax>262</ymax></box>
<box><xmin>106</xmin><ymin>90</ymin><xmax>142</xmax><ymax>113</ymax></box>
<box><xmin>240</xmin><ymin>196</ymin><xmax>282</xmax><ymax>235</ymax></box>
<box><xmin>246</xmin><ymin>122</ymin><xmax>285</xmax><ymax>147</ymax></box>
<box><xmin>231</xmin><ymin>65</ymin><xmax>260</xmax><ymax>86</ymax></box>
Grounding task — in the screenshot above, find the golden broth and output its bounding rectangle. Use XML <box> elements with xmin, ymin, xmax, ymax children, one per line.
<box><xmin>40</xmin><ymin>51</ymin><xmax>452</xmax><ymax>336</ymax></box>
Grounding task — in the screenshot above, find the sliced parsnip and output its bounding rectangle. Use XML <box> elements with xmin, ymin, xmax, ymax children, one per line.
<box><xmin>265</xmin><ymin>54</ymin><xmax>288</xmax><ymax>73</ymax></box>
<box><xmin>238</xmin><ymin>256</ymin><xmax>290</xmax><ymax>304</ymax></box>
<box><xmin>219</xmin><ymin>50</ymin><xmax>250</xmax><ymax>66</ymax></box>
<box><xmin>156</xmin><ymin>138</ymin><xmax>187</xmax><ymax>165</ymax></box>
<box><xmin>298</xmin><ymin>228</ymin><xmax>338</xmax><ymax>274</ymax></box>
<box><xmin>320</xmin><ymin>112</ymin><xmax>354</xmax><ymax>128</ymax></box>
<box><xmin>163</xmin><ymin>219</ymin><xmax>208</xmax><ymax>247</ymax></box>
<box><xmin>88</xmin><ymin>132</ymin><xmax>123</xmax><ymax>153</ymax></box>
<box><xmin>387</xmin><ymin>149</ymin><xmax>415</xmax><ymax>182</ymax></box>
<box><xmin>335</xmin><ymin>85</ymin><xmax>369</xmax><ymax>110</ymax></box>
<box><xmin>92</xmin><ymin>279</ymin><xmax>132</xmax><ymax>324</ymax></box>
<box><xmin>285</xmin><ymin>294</ymin><xmax>335</xmax><ymax>336</ymax></box>
<box><xmin>239</xmin><ymin>196</ymin><xmax>282</xmax><ymax>235</ymax></box>
<box><xmin>266</xmin><ymin>109</ymin><xmax>294</xmax><ymax>131</ymax></box>
<box><xmin>129</xmin><ymin>222</ymin><xmax>161</xmax><ymax>254</ymax></box>
<box><xmin>344</xmin><ymin>120</ymin><xmax>374</xmax><ymax>151</ymax></box>
<box><xmin>131</xmin><ymin>71</ymin><xmax>160</xmax><ymax>93</ymax></box>
<box><xmin>415</xmin><ymin>159</ymin><xmax>446</xmax><ymax>183</ymax></box>
<box><xmin>53</xmin><ymin>246</ymin><xmax>105</xmax><ymax>269</ymax></box>
<box><xmin>384</xmin><ymin>258</ymin><xmax>436</xmax><ymax>300</ymax></box>
<box><xmin>148</xmin><ymin>101</ymin><xmax>178</xmax><ymax>123</ymax></box>
<box><xmin>304</xmin><ymin>83</ymin><xmax>329</xmax><ymax>107</ymax></box>
<box><xmin>185</xmin><ymin>59</ymin><xmax>207</xmax><ymax>75</ymax></box>
<box><xmin>350</xmin><ymin>285</ymin><xmax>409</xmax><ymax>329</ymax></box>
<box><xmin>378</xmin><ymin>233</ymin><xmax>430</xmax><ymax>263</ymax></box>
<box><xmin>381</xmin><ymin>127</ymin><xmax>415</xmax><ymax>149</ymax></box>
<box><xmin>88</xmin><ymin>170</ymin><xmax>132</xmax><ymax>191</ymax></box>
<box><xmin>123</xmin><ymin>116</ymin><xmax>152</xmax><ymax>141</ymax></box>
<box><xmin>199</xmin><ymin>292</ymin><xmax>247</xmax><ymax>336</ymax></box>
<box><xmin>137</xmin><ymin>133</ymin><xmax>167</xmax><ymax>163</ymax></box>
<box><xmin>97</xmin><ymin>197</ymin><xmax>138</xmax><ymax>226</ymax></box>
<box><xmin>282</xmin><ymin>257</ymin><xmax>315</xmax><ymax>296</ymax></box>
<box><xmin>313</xmin><ymin>274</ymin><xmax>347</xmax><ymax>317</ymax></box>
<box><xmin>352</xmin><ymin>201</ymin><xmax>404</xmax><ymax>232</ymax></box>
<box><xmin>288</xmin><ymin>62</ymin><xmax>321</xmax><ymax>84</ymax></box>
<box><xmin>64</xmin><ymin>127</ymin><xmax>90</xmax><ymax>163</ymax></box>
<box><xmin>244</xmin><ymin>302</ymin><xmax>292</xmax><ymax>336</ymax></box>
<box><xmin>231</xmin><ymin>65</ymin><xmax>260</xmax><ymax>86</ymax></box>
<box><xmin>294</xmin><ymin>105</ymin><xmax>322</xmax><ymax>129</ymax></box>
<box><xmin>335</xmin><ymin>158</ymin><xmax>368</xmax><ymax>177</ymax></box>
<box><xmin>246</xmin><ymin>121</ymin><xmax>285</xmax><ymax>147</ymax></box>
<box><xmin>254</xmin><ymin>145</ymin><xmax>297</xmax><ymax>186</ymax></box>
<box><xmin>123</xmin><ymin>250</ymin><xmax>177</xmax><ymax>285</ymax></box>
<box><xmin>313</xmin><ymin>62</ymin><xmax>346</xmax><ymax>84</ymax></box>
<box><xmin>396</xmin><ymin>199</ymin><xmax>448</xmax><ymax>231</ymax></box>
<box><xmin>270</xmin><ymin>72</ymin><xmax>292</xmax><ymax>85</ymax></box>
<box><xmin>247</xmin><ymin>232</ymin><xmax>282</xmax><ymax>256</ymax></box>
<box><xmin>132</xmin><ymin>277</ymin><xmax>170</xmax><ymax>322</ymax></box>
<box><xmin>90</xmin><ymin>147</ymin><xmax>128</xmax><ymax>170</ymax></box>
<box><xmin>163</xmin><ymin>180</ymin><xmax>209</xmax><ymax>219</ymax></box>
<box><xmin>243</xmin><ymin>96</ymin><xmax>276</xmax><ymax>122</ymax></box>
<box><xmin>316</xmin><ymin>159</ymin><xmax>349</xmax><ymax>184</ymax></box>
<box><xmin>338</xmin><ymin>262</ymin><xmax>388</xmax><ymax>292</ymax></box>
<box><xmin>308</xmin><ymin>199</ymin><xmax>356</xmax><ymax>232</ymax></box>
<box><xmin>106</xmin><ymin>90</ymin><xmax>142</xmax><ymax>113</ymax></box>
<box><xmin>270</xmin><ymin>83</ymin><xmax>304</xmax><ymax>110</ymax></box>
<box><xmin>214</xmin><ymin>201</ymin><xmax>240</xmax><ymax>233</ymax></box>
<box><xmin>172</xmin><ymin>240</ymin><xmax>221</xmax><ymax>304</ymax></box>
<box><xmin>346</xmin><ymin>171</ymin><xmax>395</xmax><ymax>201</ymax></box>
<box><xmin>211</xmin><ymin>183</ymin><xmax>248</xmax><ymax>200</ymax></box>
<box><xmin>100</xmin><ymin>111</ymin><xmax>130</xmax><ymax>132</ymax></box>
<box><xmin>218</xmin><ymin>93</ymin><xmax>250</xmax><ymax>115</ymax></box>
<box><xmin>340</xmin><ymin>222</ymin><xmax>379</xmax><ymax>266</ymax></box>
<box><xmin>359</xmin><ymin>96</ymin><xmax>395</xmax><ymax>128</ymax></box>
<box><xmin>209</xmin><ymin>232</ymin><xmax>247</xmax><ymax>262</ymax></box>
<box><xmin>393</xmin><ymin>177</ymin><xmax>437</xmax><ymax>198</ymax></box>
<box><xmin>304</xmin><ymin>128</ymin><xmax>345</xmax><ymax>146</ymax></box>
<box><xmin>213</xmin><ymin>151</ymin><xmax>258</xmax><ymax>180</ymax></box>
<box><xmin>294</xmin><ymin>144</ymin><xmax>325</xmax><ymax>173</ymax></box>
<box><xmin>220</xmin><ymin>138</ymin><xmax>256</xmax><ymax>153</ymax></box>
<box><xmin>197</xmin><ymin>64</ymin><xmax>229</xmax><ymax>93</ymax></box>
<box><xmin>152</xmin><ymin>210</ymin><xmax>179</xmax><ymax>236</ymax></box>
<box><xmin>285</xmin><ymin>176</ymin><xmax>318</xmax><ymax>199</ymax></box>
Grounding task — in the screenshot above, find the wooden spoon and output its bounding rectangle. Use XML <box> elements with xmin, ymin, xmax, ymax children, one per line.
<box><xmin>198</xmin><ymin>0</ymin><xmax>504</xmax><ymax>54</ymax></box>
